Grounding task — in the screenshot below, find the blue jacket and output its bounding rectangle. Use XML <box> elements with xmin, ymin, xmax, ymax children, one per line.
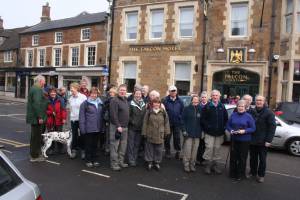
<box><xmin>79</xmin><ymin>98</ymin><xmax>104</xmax><ymax>134</ymax></box>
<box><xmin>182</xmin><ymin>104</ymin><xmax>202</xmax><ymax>138</ymax></box>
<box><xmin>226</xmin><ymin>112</ymin><xmax>256</xmax><ymax>141</ymax></box>
<box><xmin>163</xmin><ymin>95</ymin><xmax>184</xmax><ymax>127</ymax></box>
<box><xmin>201</xmin><ymin>101</ymin><xmax>228</xmax><ymax>136</ymax></box>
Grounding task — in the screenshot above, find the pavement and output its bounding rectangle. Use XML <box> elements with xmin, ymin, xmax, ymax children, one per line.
<box><xmin>0</xmin><ymin>99</ymin><xmax>300</xmax><ymax>200</ymax></box>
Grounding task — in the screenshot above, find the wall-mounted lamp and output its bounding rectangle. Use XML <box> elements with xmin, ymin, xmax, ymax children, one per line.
<box><xmin>216</xmin><ymin>37</ymin><xmax>224</xmax><ymax>53</ymax></box>
<box><xmin>248</xmin><ymin>41</ymin><xmax>256</xmax><ymax>60</ymax></box>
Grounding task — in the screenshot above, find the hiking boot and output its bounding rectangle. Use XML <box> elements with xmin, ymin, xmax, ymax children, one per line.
<box><xmin>111</xmin><ymin>166</ymin><xmax>121</xmax><ymax>171</ymax></box>
<box><xmin>190</xmin><ymin>164</ymin><xmax>196</xmax><ymax>172</ymax></box>
<box><xmin>175</xmin><ymin>151</ymin><xmax>180</xmax><ymax>160</ymax></box>
<box><xmin>154</xmin><ymin>162</ymin><xmax>160</xmax><ymax>171</ymax></box>
<box><xmin>184</xmin><ymin>165</ymin><xmax>190</xmax><ymax>173</ymax></box>
<box><xmin>257</xmin><ymin>176</ymin><xmax>264</xmax><ymax>183</ymax></box>
<box><xmin>204</xmin><ymin>161</ymin><xmax>212</xmax><ymax>175</ymax></box>
<box><xmin>30</xmin><ymin>156</ymin><xmax>46</xmax><ymax>162</ymax></box>
<box><xmin>147</xmin><ymin>162</ymin><xmax>153</xmax><ymax>171</ymax></box>
<box><xmin>246</xmin><ymin>173</ymin><xmax>256</xmax><ymax>180</ymax></box>
<box><xmin>120</xmin><ymin>162</ymin><xmax>129</xmax><ymax>168</ymax></box>
<box><xmin>85</xmin><ymin>162</ymin><xmax>93</xmax><ymax>168</ymax></box>
<box><xmin>211</xmin><ymin>161</ymin><xmax>222</xmax><ymax>175</ymax></box>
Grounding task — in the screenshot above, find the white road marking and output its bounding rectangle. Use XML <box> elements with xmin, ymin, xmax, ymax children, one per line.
<box><xmin>0</xmin><ymin>114</ymin><xmax>25</xmax><ymax>117</ymax></box>
<box><xmin>45</xmin><ymin>160</ymin><xmax>61</xmax><ymax>165</ymax></box>
<box><xmin>266</xmin><ymin>170</ymin><xmax>300</xmax><ymax>180</ymax></box>
<box><xmin>0</xmin><ymin>138</ymin><xmax>29</xmax><ymax>148</ymax></box>
<box><xmin>137</xmin><ymin>183</ymin><xmax>189</xmax><ymax>200</ymax></box>
<box><xmin>82</xmin><ymin>170</ymin><xmax>110</xmax><ymax>178</ymax></box>
<box><xmin>1</xmin><ymin>149</ymin><xmax>13</xmax><ymax>154</ymax></box>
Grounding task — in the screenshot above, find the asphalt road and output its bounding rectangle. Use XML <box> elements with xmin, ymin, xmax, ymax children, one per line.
<box><xmin>0</xmin><ymin>99</ymin><xmax>300</xmax><ymax>200</ymax></box>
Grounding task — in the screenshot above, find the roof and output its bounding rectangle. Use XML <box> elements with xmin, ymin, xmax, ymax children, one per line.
<box><xmin>0</xmin><ymin>27</ymin><xmax>29</xmax><ymax>51</ymax></box>
<box><xmin>21</xmin><ymin>12</ymin><xmax>107</xmax><ymax>34</ymax></box>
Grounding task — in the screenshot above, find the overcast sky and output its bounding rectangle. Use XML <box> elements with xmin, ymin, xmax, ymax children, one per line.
<box><xmin>0</xmin><ymin>0</ymin><xmax>109</xmax><ymax>29</ymax></box>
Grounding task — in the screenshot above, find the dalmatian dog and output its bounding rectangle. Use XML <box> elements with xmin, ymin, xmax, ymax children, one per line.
<box><xmin>41</xmin><ymin>130</ymin><xmax>72</xmax><ymax>158</ymax></box>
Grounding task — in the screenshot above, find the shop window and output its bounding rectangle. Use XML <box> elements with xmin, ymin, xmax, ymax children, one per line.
<box><xmin>175</xmin><ymin>62</ymin><xmax>191</xmax><ymax>95</ymax></box>
<box><xmin>286</xmin><ymin>0</ymin><xmax>293</xmax><ymax>34</ymax></box>
<box><xmin>293</xmin><ymin>84</ymin><xmax>300</xmax><ymax>102</ymax></box>
<box><xmin>231</xmin><ymin>3</ymin><xmax>248</xmax><ymax>36</ymax></box>
<box><xmin>6</xmin><ymin>73</ymin><xmax>16</xmax><ymax>92</ymax></box>
<box><xmin>179</xmin><ymin>7</ymin><xmax>194</xmax><ymax>38</ymax></box>
<box><xmin>125</xmin><ymin>11</ymin><xmax>138</xmax><ymax>40</ymax></box>
<box><xmin>123</xmin><ymin>62</ymin><xmax>137</xmax><ymax>93</ymax></box>
<box><xmin>150</xmin><ymin>9</ymin><xmax>164</xmax><ymax>39</ymax></box>
<box><xmin>294</xmin><ymin>61</ymin><xmax>300</xmax><ymax>81</ymax></box>
<box><xmin>0</xmin><ymin>73</ymin><xmax>5</xmax><ymax>91</ymax></box>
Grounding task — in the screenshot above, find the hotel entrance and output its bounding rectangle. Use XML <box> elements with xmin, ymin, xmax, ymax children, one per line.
<box><xmin>212</xmin><ymin>68</ymin><xmax>260</xmax><ymax>97</ymax></box>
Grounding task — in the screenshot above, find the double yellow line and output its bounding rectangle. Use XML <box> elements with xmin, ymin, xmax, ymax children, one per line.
<box><xmin>0</xmin><ymin>138</ymin><xmax>29</xmax><ymax>148</ymax></box>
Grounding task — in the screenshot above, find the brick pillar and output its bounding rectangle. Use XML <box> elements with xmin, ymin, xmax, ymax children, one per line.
<box><xmin>41</xmin><ymin>2</ymin><xmax>51</xmax><ymax>22</ymax></box>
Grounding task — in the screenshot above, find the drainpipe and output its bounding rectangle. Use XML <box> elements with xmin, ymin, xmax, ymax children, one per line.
<box><xmin>200</xmin><ymin>0</ymin><xmax>208</xmax><ymax>92</ymax></box>
<box><xmin>267</xmin><ymin>0</ymin><xmax>276</xmax><ymax>106</ymax></box>
<box><xmin>108</xmin><ymin>0</ymin><xmax>116</xmax><ymax>84</ymax></box>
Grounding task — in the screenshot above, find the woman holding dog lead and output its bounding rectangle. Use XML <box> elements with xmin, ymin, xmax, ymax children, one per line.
<box><xmin>79</xmin><ymin>87</ymin><xmax>104</xmax><ymax>168</ymax></box>
<box><xmin>46</xmin><ymin>86</ymin><xmax>67</xmax><ymax>154</ymax></box>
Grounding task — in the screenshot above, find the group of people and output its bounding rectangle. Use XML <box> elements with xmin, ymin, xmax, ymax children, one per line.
<box><xmin>26</xmin><ymin>74</ymin><xmax>276</xmax><ymax>183</ymax></box>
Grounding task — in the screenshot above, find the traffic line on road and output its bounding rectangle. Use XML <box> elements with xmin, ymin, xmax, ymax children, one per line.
<box><xmin>137</xmin><ymin>183</ymin><xmax>189</xmax><ymax>200</ymax></box>
<box><xmin>46</xmin><ymin>160</ymin><xmax>61</xmax><ymax>166</ymax></box>
<box><xmin>82</xmin><ymin>170</ymin><xmax>110</xmax><ymax>178</ymax></box>
<box><xmin>266</xmin><ymin>170</ymin><xmax>300</xmax><ymax>180</ymax></box>
<box><xmin>0</xmin><ymin>114</ymin><xmax>25</xmax><ymax>117</ymax></box>
<box><xmin>0</xmin><ymin>138</ymin><xmax>29</xmax><ymax>148</ymax></box>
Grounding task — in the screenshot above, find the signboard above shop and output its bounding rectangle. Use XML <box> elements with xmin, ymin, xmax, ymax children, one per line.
<box><xmin>129</xmin><ymin>44</ymin><xmax>181</xmax><ymax>52</ymax></box>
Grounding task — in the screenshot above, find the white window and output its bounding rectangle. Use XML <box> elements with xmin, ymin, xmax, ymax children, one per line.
<box><xmin>297</xmin><ymin>0</ymin><xmax>300</xmax><ymax>32</ymax></box>
<box><xmin>81</xmin><ymin>28</ymin><xmax>91</xmax><ymax>41</ymax></box>
<box><xmin>179</xmin><ymin>7</ymin><xmax>194</xmax><ymax>38</ymax></box>
<box><xmin>26</xmin><ymin>50</ymin><xmax>33</xmax><ymax>67</ymax></box>
<box><xmin>53</xmin><ymin>48</ymin><xmax>62</xmax><ymax>67</ymax></box>
<box><xmin>150</xmin><ymin>9</ymin><xmax>164</xmax><ymax>39</ymax></box>
<box><xmin>38</xmin><ymin>49</ymin><xmax>45</xmax><ymax>67</ymax></box>
<box><xmin>71</xmin><ymin>47</ymin><xmax>80</xmax><ymax>66</ymax></box>
<box><xmin>32</xmin><ymin>35</ymin><xmax>39</xmax><ymax>46</ymax></box>
<box><xmin>175</xmin><ymin>62</ymin><xmax>191</xmax><ymax>95</ymax></box>
<box><xmin>55</xmin><ymin>32</ymin><xmax>63</xmax><ymax>43</ymax></box>
<box><xmin>230</xmin><ymin>3</ymin><xmax>248</xmax><ymax>36</ymax></box>
<box><xmin>123</xmin><ymin>62</ymin><xmax>137</xmax><ymax>93</ymax></box>
<box><xmin>286</xmin><ymin>0</ymin><xmax>293</xmax><ymax>33</ymax></box>
<box><xmin>4</xmin><ymin>51</ymin><xmax>13</xmax><ymax>62</ymax></box>
<box><xmin>126</xmin><ymin>11</ymin><xmax>138</xmax><ymax>40</ymax></box>
<box><xmin>86</xmin><ymin>46</ymin><xmax>96</xmax><ymax>66</ymax></box>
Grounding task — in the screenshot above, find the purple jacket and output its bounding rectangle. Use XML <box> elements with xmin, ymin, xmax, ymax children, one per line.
<box><xmin>79</xmin><ymin>99</ymin><xmax>104</xmax><ymax>134</ymax></box>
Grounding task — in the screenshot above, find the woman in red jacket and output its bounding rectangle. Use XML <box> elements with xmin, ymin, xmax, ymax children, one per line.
<box><xmin>46</xmin><ymin>87</ymin><xmax>67</xmax><ymax>154</ymax></box>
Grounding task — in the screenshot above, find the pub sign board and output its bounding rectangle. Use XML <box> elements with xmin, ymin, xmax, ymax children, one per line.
<box><xmin>229</xmin><ymin>48</ymin><xmax>245</xmax><ymax>64</ymax></box>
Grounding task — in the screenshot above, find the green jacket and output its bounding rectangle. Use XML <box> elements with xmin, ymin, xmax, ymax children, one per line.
<box><xmin>142</xmin><ymin>108</ymin><xmax>170</xmax><ymax>144</ymax></box>
<box><xmin>26</xmin><ymin>85</ymin><xmax>48</xmax><ymax>125</ymax></box>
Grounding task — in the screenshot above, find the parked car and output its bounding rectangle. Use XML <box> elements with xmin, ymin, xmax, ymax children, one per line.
<box><xmin>0</xmin><ymin>151</ymin><xmax>42</xmax><ymax>200</ymax></box>
<box><xmin>275</xmin><ymin>102</ymin><xmax>300</xmax><ymax>124</ymax></box>
<box><xmin>225</xmin><ymin>105</ymin><xmax>300</xmax><ymax>157</ymax></box>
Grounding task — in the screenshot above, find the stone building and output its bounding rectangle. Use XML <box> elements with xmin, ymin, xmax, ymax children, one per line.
<box><xmin>18</xmin><ymin>3</ymin><xmax>108</xmax><ymax>98</ymax></box>
<box><xmin>109</xmin><ymin>0</ymin><xmax>283</xmax><ymax>106</ymax></box>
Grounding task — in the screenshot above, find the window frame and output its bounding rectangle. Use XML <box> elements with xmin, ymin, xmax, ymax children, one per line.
<box><xmin>174</xmin><ymin>61</ymin><xmax>192</xmax><ymax>95</ymax></box>
<box><xmin>149</xmin><ymin>9</ymin><xmax>164</xmax><ymax>40</ymax></box>
<box><xmin>3</xmin><ymin>51</ymin><xmax>13</xmax><ymax>63</ymax></box>
<box><xmin>81</xmin><ymin>28</ymin><xmax>91</xmax><ymax>41</ymax></box>
<box><xmin>32</xmin><ymin>35</ymin><xmax>39</xmax><ymax>46</ymax></box>
<box><xmin>85</xmin><ymin>45</ymin><xmax>96</xmax><ymax>66</ymax></box>
<box><xmin>26</xmin><ymin>49</ymin><xmax>34</xmax><ymax>67</ymax></box>
<box><xmin>125</xmin><ymin>11</ymin><xmax>139</xmax><ymax>41</ymax></box>
<box><xmin>53</xmin><ymin>48</ymin><xmax>62</xmax><ymax>67</ymax></box>
<box><xmin>55</xmin><ymin>32</ymin><xmax>63</xmax><ymax>44</ymax></box>
<box><xmin>123</xmin><ymin>61</ymin><xmax>137</xmax><ymax>93</ymax></box>
<box><xmin>179</xmin><ymin>6</ymin><xmax>195</xmax><ymax>39</ymax></box>
<box><xmin>69</xmin><ymin>46</ymin><xmax>80</xmax><ymax>67</ymax></box>
<box><xmin>229</xmin><ymin>2</ymin><xmax>249</xmax><ymax>37</ymax></box>
<box><xmin>37</xmin><ymin>48</ymin><xmax>46</xmax><ymax>67</ymax></box>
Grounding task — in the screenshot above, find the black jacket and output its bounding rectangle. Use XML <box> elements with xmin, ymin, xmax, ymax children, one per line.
<box><xmin>182</xmin><ymin>104</ymin><xmax>202</xmax><ymax>138</ymax></box>
<box><xmin>201</xmin><ymin>101</ymin><xmax>228</xmax><ymax>136</ymax></box>
<box><xmin>109</xmin><ymin>96</ymin><xmax>130</xmax><ymax>127</ymax></box>
<box><xmin>129</xmin><ymin>99</ymin><xmax>146</xmax><ymax>131</ymax></box>
<box><xmin>250</xmin><ymin>106</ymin><xmax>276</xmax><ymax>145</ymax></box>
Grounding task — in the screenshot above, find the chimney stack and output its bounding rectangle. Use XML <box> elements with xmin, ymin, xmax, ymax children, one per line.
<box><xmin>41</xmin><ymin>2</ymin><xmax>51</xmax><ymax>22</ymax></box>
<box><xmin>0</xmin><ymin>16</ymin><xmax>3</xmax><ymax>30</ymax></box>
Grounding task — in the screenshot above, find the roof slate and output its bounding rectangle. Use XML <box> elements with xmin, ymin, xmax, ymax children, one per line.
<box><xmin>0</xmin><ymin>27</ymin><xmax>29</xmax><ymax>51</ymax></box>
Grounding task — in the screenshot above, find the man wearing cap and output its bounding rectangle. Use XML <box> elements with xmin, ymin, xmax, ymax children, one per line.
<box><xmin>163</xmin><ymin>85</ymin><xmax>184</xmax><ymax>159</ymax></box>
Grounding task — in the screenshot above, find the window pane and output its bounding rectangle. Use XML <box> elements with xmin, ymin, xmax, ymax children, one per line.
<box><xmin>286</xmin><ymin>15</ymin><xmax>292</xmax><ymax>33</ymax></box>
<box><xmin>124</xmin><ymin>62</ymin><xmax>136</xmax><ymax>79</ymax></box>
<box><xmin>39</xmin><ymin>49</ymin><xmax>45</xmax><ymax>66</ymax></box>
<box><xmin>175</xmin><ymin>81</ymin><xmax>190</xmax><ymax>95</ymax></box>
<box><xmin>231</xmin><ymin>3</ymin><xmax>248</xmax><ymax>36</ymax></box>
<box><xmin>151</xmin><ymin>9</ymin><xmax>164</xmax><ymax>38</ymax></box>
<box><xmin>297</xmin><ymin>14</ymin><xmax>300</xmax><ymax>32</ymax></box>
<box><xmin>27</xmin><ymin>50</ymin><xmax>33</xmax><ymax>67</ymax></box>
<box><xmin>180</xmin><ymin>7</ymin><xmax>194</xmax><ymax>37</ymax></box>
<box><xmin>175</xmin><ymin>62</ymin><xmax>191</xmax><ymax>80</ymax></box>
<box><xmin>287</xmin><ymin>0</ymin><xmax>293</xmax><ymax>13</ymax></box>
<box><xmin>87</xmin><ymin>46</ymin><xmax>96</xmax><ymax>65</ymax></box>
<box><xmin>54</xmin><ymin>49</ymin><xmax>61</xmax><ymax>66</ymax></box>
<box><xmin>126</xmin><ymin>12</ymin><xmax>138</xmax><ymax>40</ymax></box>
<box><xmin>71</xmin><ymin>47</ymin><xmax>79</xmax><ymax>66</ymax></box>
<box><xmin>293</xmin><ymin>84</ymin><xmax>300</xmax><ymax>102</ymax></box>
<box><xmin>294</xmin><ymin>61</ymin><xmax>300</xmax><ymax>81</ymax></box>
